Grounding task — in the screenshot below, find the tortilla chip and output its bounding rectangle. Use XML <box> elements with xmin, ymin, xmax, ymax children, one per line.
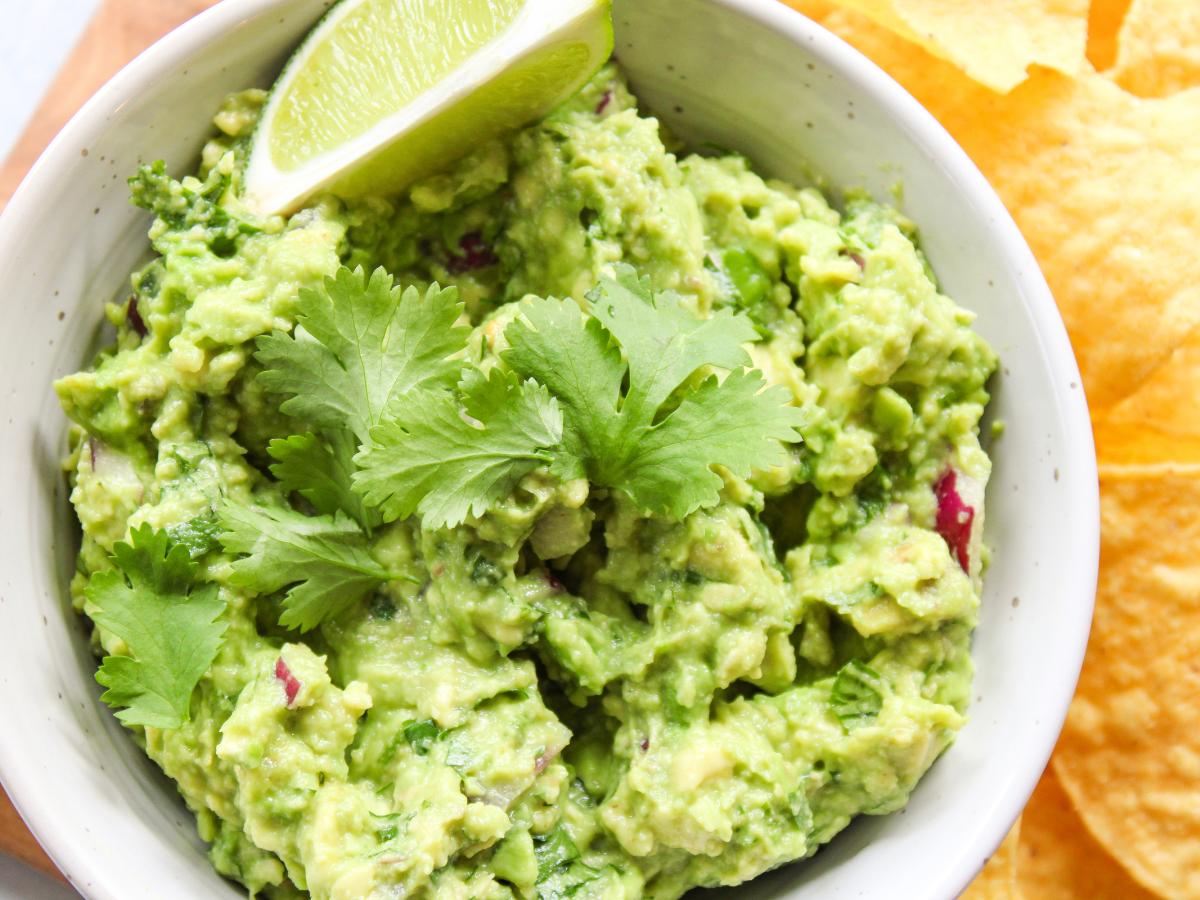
<box><xmin>1051</xmin><ymin>465</ymin><xmax>1200</xmax><ymax>898</ymax></box>
<box><xmin>785</xmin><ymin>0</ymin><xmax>1200</xmax><ymax>414</ymax></box>
<box><xmin>1017</xmin><ymin>766</ymin><xmax>1156</xmax><ymax>899</ymax></box>
<box><xmin>819</xmin><ymin>0</ymin><xmax>1088</xmax><ymax>92</ymax></box>
<box><xmin>1108</xmin><ymin>0</ymin><xmax>1200</xmax><ymax>97</ymax></box>
<box><xmin>961</xmin><ymin>819</ymin><xmax>1021</xmax><ymax>899</ymax></box>
<box><xmin>1094</xmin><ymin>329</ymin><xmax>1200</xmax><ymax>466</ymax></box>
<box><xmin>1086</xmin><ymin>0</ymin><xmax>1135</xmax><ymax>70</ymax></box>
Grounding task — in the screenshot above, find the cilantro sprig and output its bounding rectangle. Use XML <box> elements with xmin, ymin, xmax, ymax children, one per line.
<box><xmin>504</xmin><ymin>267</ymin><xmax>804</xmax><ymax>518</ymax></box>
<box><xmin>86</xmin><ymin>259</ymin><xmax>804</xmax><ymax>719</ymax></box>
<box><xmin>219</xmin><ymin>262</ymin><xmax>802</xmax><ymax>630</ymax></box>
<box><xmin>87</xmin><ymin>525</ymin><xmax>227</xmax><ymax>729</ymax></box>
<box><xmin>216</xmin><ymin>266</ymin><xmax>468</xmax><ymax>630</ymax></box>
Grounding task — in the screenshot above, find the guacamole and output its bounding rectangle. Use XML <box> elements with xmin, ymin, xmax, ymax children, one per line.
<box><xmin>56</xmin><ymin>64</ymin><xmax>996</xmax><ymax>899</ymax></box>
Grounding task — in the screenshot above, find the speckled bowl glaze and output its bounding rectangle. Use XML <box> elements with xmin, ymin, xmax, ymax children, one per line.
<box><xmin>0</xmin><ymin>1</ymin><xmax>1098</xmax><ymax>897</ymax></box>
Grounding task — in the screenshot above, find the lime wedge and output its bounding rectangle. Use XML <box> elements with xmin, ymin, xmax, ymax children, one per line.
<box><xmin>243</xmin><ymin>0</ymin><xmax>613</xmax><ymax>215</ymax></box>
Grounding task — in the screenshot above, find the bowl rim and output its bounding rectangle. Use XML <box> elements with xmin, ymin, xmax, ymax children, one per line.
<box><xmin>0</xmin><ymin>0</ymin><xmax>1099</xmax><ymax>897</ymax></box>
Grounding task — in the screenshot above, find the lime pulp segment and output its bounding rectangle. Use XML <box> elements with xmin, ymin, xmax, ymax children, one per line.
<box><xmin>270</xmin><ymin>0</ymin><xmax>526</xmax><ymax>171</ymax></box>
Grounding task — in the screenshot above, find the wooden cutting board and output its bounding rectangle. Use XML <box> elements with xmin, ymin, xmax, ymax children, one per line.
<box><xmin>0</xmin><ymin>0</ymin><xmax>220</xmax><ymax>882</ymax></box>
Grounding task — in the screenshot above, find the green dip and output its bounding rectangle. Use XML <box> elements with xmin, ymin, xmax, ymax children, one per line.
<box><xmin>56</xmin><ymin>64</ymin><xmax>997</xmax><ymax>899</ymax></box>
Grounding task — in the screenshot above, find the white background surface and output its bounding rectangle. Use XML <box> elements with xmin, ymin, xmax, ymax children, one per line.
<box><xmin>1</xmin><ymin>4</ymin><xmax>98</xmax><ymax>892</ymax></box>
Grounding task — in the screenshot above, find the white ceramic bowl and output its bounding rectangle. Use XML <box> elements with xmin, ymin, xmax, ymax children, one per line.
<box><xmin>0</xmin><ymin>1</ymin><xmax>1099</xmax><ymax>897</ymax></box>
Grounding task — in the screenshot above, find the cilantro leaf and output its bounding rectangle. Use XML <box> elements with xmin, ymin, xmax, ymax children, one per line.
<box><xmin>488</xmin><ymin>296</ymin><xmax>621</xmax><ymax>478</ymax></box>
<box><xmin>619</xmin><ymin>368</ymin><xmax>801</xmax><ymax>515</ymax></box>
<box><xmin>829</xmin><ymin>660</ymin><xmax>885</xmax><ymax>729</ymax></box>
<box><xmin>587</xmin><ymin>266</ymin><xmax>758</xmax><ymax>422</ymax></box>
<box><xmin>218</xmin><ymin>501</ymin><xmax>402</xmax><ymax>632</ymax></box>
<box><xmin>86</xmin><ymin>524</ymin><xmax>226</xmax><ymax>729</ymax></box>
<box><xmin>267</xmin><ymin>431</ymin><xmax>371</xmax><ymax>528</ymax></box>
<box><xmin>354</xmin><ymin>368</ymin><xmax>563</xmax><ymax>528</ymax></box>
<box><xmin>504</xmin><ymin>266</ymin><xmax>803</xmax><ymax>518</ymax></box>
<box><xmin>255</xmin><ymin>267</ymin><xmax>468</xmax><ymax>446</ymax></box>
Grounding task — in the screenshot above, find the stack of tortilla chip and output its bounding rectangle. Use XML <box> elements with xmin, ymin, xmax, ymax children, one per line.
<box><xmin>781</xmin><ymin>1</ymin><xmax>1200</xmax><ymax>896</ymax></box>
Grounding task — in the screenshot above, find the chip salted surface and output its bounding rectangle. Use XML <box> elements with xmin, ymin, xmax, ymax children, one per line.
<box><xmin>56</xmin><ymin>63</ymin><xmax>996</xmax><ymax>898</ymax></box>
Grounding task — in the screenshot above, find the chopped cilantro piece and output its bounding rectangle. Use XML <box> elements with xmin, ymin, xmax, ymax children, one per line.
<box><xmin>534</xmin><ymin>824</ymin><xmax>581</xmax><ymax>882</ymax></box>
<box><xmin>830</xmin><ymin>660</ymin><xmax>885</xmax><ymax>729</ymax></box>
<box><xmin>722</xmin><ymin>247</ymin><xmax>771</xmax><ymax>309</ymax></box>
<box><xmin>129</xmin><ymin>160</ymin><xmax>260</xmax><ymax>254</ymax></box>
<box><xmin>403</xmin><ymin>719</ymin><xmax>442</xmax><ymax>756</ymax></box>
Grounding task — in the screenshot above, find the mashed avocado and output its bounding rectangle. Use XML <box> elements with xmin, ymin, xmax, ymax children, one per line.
<box><xmin>56</xmin><ymin>65</ymin><xmax>996</xmax><ymax>899</ymax></box>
